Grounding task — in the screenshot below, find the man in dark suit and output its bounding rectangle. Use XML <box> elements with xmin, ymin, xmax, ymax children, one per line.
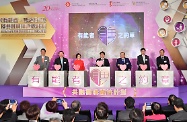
<box><xmin>71</xmin><ymin>100</ymin><xmax>90</xmax><ymax>122</ymax></box>
<box><xmin>54</xmin><ymin>51</ymin><xmax>69</xmax><ymax>71</ymax></box>
<box><xmin>169</xmin><ymin>98</ymin><xmax>187</xmax><ymax>122</ymax></box>
<box><xmin>156</xmin><ymin>49</ymin><xmax>170</xmax><ymax>70</ymax></box>
<box><xmin>137</xmin><ymin>48</ymin><xmax>150</xmax><ymax>70</ymax></box>
<box><xmin>162</xmin><ymin>94</ymin><xmax>177</xmax><ymax>111</ymax></box>
<box><xmin>117</xmin><ymin>97</ymin><xmax>135</xmax><ymax>121</ymax></box>
<box><xmin>96</xmin><ymin>51</ymin><xmax>110</xmax><ymax>67</ymax></box>
<box><xmin>116</xmin><ymin>52</ymin><xmax>131</xmax><ymax>71</ymax></box>
<box><xmin>34</xmin><ymin>48</ymin><xmax>49</xmax><ymax>70</ymax></box>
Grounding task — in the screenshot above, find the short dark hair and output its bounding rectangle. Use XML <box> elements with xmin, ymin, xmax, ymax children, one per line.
<box><xmin>20</xmin><ymin>100</ymin><xmax>31</xmax><ymax>113</ymax></box>
<box><xmin>160</xmin><ymin>49</ymin><xmax>165</xmax><ymax>52</ymax></box>
<box><xmin>76</xmin><ymin>53</ymin><xmax>81</xmax><ymax>58</ymax></box>
<box><xmin>26</xmin><ymin>105</ymin><xmax>40</xmax><ymax>120</ymax></box>
<box><xmin>95</xmin><ymin>102</ymin><xmax>108</xmax><ymax>120</ymax></box>
<box><xmin>125</xmin><ymin>97</ymin><xmax>135</xmax><ymax>109</ymax></box>
<box><xmin>71</xmin><ymin>100</ymin><xmax>81</xmax><ymax>112</ymax></box>
<box><xmin>120</xmin><ymin>52</ymin><xmax>125</xmax><ymax>55</ymax></box>
<box><xmin>151</xmin><ymin>102</ymin><xmax>162</xmax><ymax>114</ymax></box>
<box><xmin>174</xmin><ymin>97</ymin><xmax>184</xmax><ymax>109</ymax></box>
<box><xmin>63</xmin><ymin>109</ymin><xmax>75</xmax><ymax>122</ymax></box>
<box><xmin>41</xmin><ymin>48</ymin><xmax>46</xmax><ymax>52</ymax></box>
<box><xmin>0</xmin><ymin>104</ymin><xmax>5</xmax><ymax>115</ymax></box>
<box><xmin>140</xmin><ymin>48</ymin><xmax>146</xmax><ymax>51</ymax></box>
<box><xmin>168</xmin><ymin>94</ymin><xmax>177</xmax><ymax>105</ymax></box>
<box><xmin>100</xmin><ymin>51</ymin><xmax>105</xmax><ymax>55</ymax></box>
<box><xmin>59</xmin><ymin>51</ymin><xmax>64</xmax><ymax>54</ymax></box>
<box><xmin>129</xmin><ymin>108</ymin><xmax>144</xmax><ymax>122</ymax></box>
<box><xmin>46</xmin><ymin>101</ymin><xmax>58</xmax><ymax>113</ymax></box>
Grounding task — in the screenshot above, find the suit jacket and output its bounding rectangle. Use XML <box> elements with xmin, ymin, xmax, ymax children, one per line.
<box><xmin>74</xmin><ymin>113</ymin><xmax>90</xmax><ymax>122</ymax></box>
<box><xmin>116</xmin><ymin>58</ymin><xmax>131</xmax><ymax>71</ymax></box>
<box><xmin>117</xmin><ymin>108</ymin><xmax>133</xmax><ymax>121</ymax></box>
<box><xmin>156</xmin><ymin>56</ymin><xmax>170</xmax><ymax>70</ymax></box>
<box><xmin>169</xmin><ymin>110</ymin><xmax>187</xmax><ymax>122</ymax></box>
<box><xmin>54</xmin><ymin>57</ymin><xmax>69</xmax><ymax>71</ymax></box>
<box><xmin>96</xmin><ymin>58</ymin><xmax>110</xmax><ymax>67</ymax></box>
<box><xmin>162</xmin><ymin>105</ymin><xmax>175</xmax><ymax>111</ymax></box>
<box><xmin>0</xmin><ymin>111</ymin><xmax>17</xmax><ymax>122</ymax></box>
<box><xmin>34</xmin><ymin>56</ymin><xmax>49</xmax><ymax>70</ymax></box>
<box><xmin>137</xmin><ymin>55</ymin><xmax>150</xmax><ymax>70</ymax></box>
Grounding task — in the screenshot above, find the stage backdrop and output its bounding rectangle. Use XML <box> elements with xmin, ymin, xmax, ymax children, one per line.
<box><xmin>0</xmin><ymin>0</ymin><xmax>187</xmax><ymax>86</ymax></box>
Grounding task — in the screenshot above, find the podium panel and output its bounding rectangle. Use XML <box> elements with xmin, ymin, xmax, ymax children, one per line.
<box><xmin>68</xmin><ymin>71</ymin><xmax>87</xmax><ymax>87</ymax></box>
<box><xmin>48</xmin><ymin>71</ymin><xmax>67</xmax><ymax>87</ymax></box>
<box><xmin>28</xmin><ymin>71</ymin><xmax>47</xmax><ymax>87</ymax></box>
<box><xmin>90</xmin><ymin>67</ymin><xmax>110</xmax><ymax>88</ymax></box>
<box><xmin>157</xmin><ymin>71</ymin><xmax>174</xmax><ymax>87</ymax></box>
<box><xmin>135</xmin><ymin>71</ymin><xmax>152</xmax><ymax>87</ymax></box>
<box><xmin>115</xmin><ymin>71</ymin><xmax>131</xmax><ymax>87</ymax></box>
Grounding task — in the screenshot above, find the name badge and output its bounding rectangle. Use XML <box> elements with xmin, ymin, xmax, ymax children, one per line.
<box><xmin>145</xmin><ymin>59</ymin><xmax>147</xmax><ymax>61</ymax></box>
<box><xmin>64</xmin><ymin>62</ymin><xmax>66</xmax><ymax>64</ymax></box>
<box><xmin>45</xmin><ymin>60</ymin><xmax>47</xmax><ymax>61</ymax></box>
<box><xmin>164</xmin><ymin>60</ymin><xmax>167</xmax><ymax>63</ymax></box>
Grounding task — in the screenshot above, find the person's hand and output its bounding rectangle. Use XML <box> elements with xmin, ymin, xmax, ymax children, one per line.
<box><xmin>52</xmin><ymin>97</ymin><xmax>57</xmax><ymax>101</ymax></box>
<box><xmin>11</xmin><ymin>103</ymin><xmax>18</xmax><ymax>112</ymax></box>
<box><xmin>5</xmin><ymin>104</ymin><xmax>10</xmax><ymax>110</ymax></box>
<box><xmin>142</xmin><ymin>103</ymin><xmax>146</xmax><ymax>112</ymax></box>
<box><xmin>62</xmin><ymin>99</ymin><xmax>69</xmax><ymax>109</ymax></box>
<box><xmin>118</xmin><ymin>64</ymin><xmax>121</xmax><ymax>66</ymax></box>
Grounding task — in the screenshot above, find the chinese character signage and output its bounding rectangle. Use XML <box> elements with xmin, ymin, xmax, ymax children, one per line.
<box><xmin>28</xmin><ymin>71</ymin><xmax>45</xmax><ymax>87</ymax></box>
<box><xmin>68</xmin><ymin>71</ymin><xmax>87</xmax><ymax>87</ymax></box>
<box><xmin>90</xmin><ymin>67</ymin><xmax>110</xmax><ymax>88</ymax></box>
<box><xmin>115</xmin><ymin>71</ymin><xmax>131</xmax><ymax>87</ymax></box>
<box><xmin>135</xmin><ymin>71</ymin><xmax>152</xmax><ymax>87</ymax></box>
<box><xmin>48</xmin><ymin>71</ymin><xmax>68</xmax><ymax>87</ymax></box>
<box><xmin>157</xmin><ymin>71</ymin><xmax>174</xmax><ymax>87</ymax></box>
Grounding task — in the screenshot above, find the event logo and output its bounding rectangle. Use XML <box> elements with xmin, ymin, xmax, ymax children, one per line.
<box><xmin>65</xmin><ymin>2</ymin><xmax>71</xmax><ymax>7</ymax></box>
<box><xmin>98</xmin><ymin>26</ymin><xmax>116</xmax><ymax>45</ymax></box>
<box><xmin>109</xmin><ymin>1</ymin><xmax>113</xmax><ymax>7</ymax></box>
<box><xmin>97</xmin><ymin>26</ymin><xmax>135</xmax><ymax>45</ymax></box>
<box><xmin>90</xmin><ymin>69</ymin><xmax>109</xmax><ymax>86</ymax></box>
<box><xmin>161</xmin><ymin>76</ymin><xmax>170</xmax><ymax>85</ymax></box>
<box><xmin>119</xmin><ymin>76</ymin><xmax>128</xmax><ymax>85</ymax></box>
<box><xmin>31</xmin><ymin>76</ymin><xmax>40</xmax><ymax>87</ymax></box>
<box><xmin>52</xmin><ymin>76</ymin><xmax>60</xmax><ymax>85</ymax></box>
<box><xmin>42</xmin><ymin>4</ymin><xmax>60</xmax><ymax>11</ymax></box>
<box><xmin>72</xmin><ymin>76</ymin><xmax>81</xmax><ymax>85</ymax></box>
<box><xmin>139</xmin><ymin>75</ymin><xmax>148</xmax><ymax>85</ymax></box>
<box><xmin>171</xmin><ymin>38</ymin><xmax>181</xmax><ymax>47</ymax></box>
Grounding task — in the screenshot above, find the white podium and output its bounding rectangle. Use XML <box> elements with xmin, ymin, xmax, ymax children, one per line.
<box><xmin>28</xmin><ymin>71</ymin><xmax>47</xmax><ymax>87</ymax></box>
<box><xmin>48</xmin><ymin>71</ymin><xmax>68</xmax><ymax>87</ymax></box>
<box><xmin>135</xmin><ymin>71</ymin><xmax>152</xmax><ymax>87</ymax></box>
<box><xmin>90</xmin><ymin>67</ymin><xmax>110</xmax><ymax>88</ymax></box>
<box><xmin>115</xmin><ymin>71</ymin><xmax>131</xmax><ymax>87</ymax></box>
<box><xmin>68</xmin><ymin>71</ymin><xmax>87</xmax><ymax>87</ymax></box>
<box><xmin>157</xmin><ymin>71</ymin><xmax>174</xmax><ymax>87</ymax></box>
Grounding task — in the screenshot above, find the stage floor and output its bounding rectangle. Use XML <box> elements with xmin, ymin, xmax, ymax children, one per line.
<box><xmin>23</xmin><ymin>87</ymin><xmax>179</xmax><ymax>98</ymax></box>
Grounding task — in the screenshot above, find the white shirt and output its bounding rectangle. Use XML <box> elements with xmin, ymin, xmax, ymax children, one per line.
<box><xmin>40</xmin><ymin>102</ymin><xmax>62</xmax><ymax>120</ymax></box>
<box><xmin>142</xmin><ymin>55</ymin><xmax>145</xmax><ymax>63</ymax></box>
<box><xmin>18</xmin><ymin>113</ymin><xmax>28</xmax><ymax>120</ymax></box>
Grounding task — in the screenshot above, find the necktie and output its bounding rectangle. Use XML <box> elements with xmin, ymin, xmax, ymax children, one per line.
<box><xmin>42</xmin><ymin>57</ymin><xmax>44</xmax><ymax>63</ymax></box>
<box><xmin>122</xmin><ymin>59</ymin><xmax>125</xmax><ymax>64</ymax></box>
<box><xmin>61</xmin><ymin>58</ymin><xmax>63</xmax><ymax>70</ymax></box>
<box><xmin>143</xmin><ymin>55</ymin><xmax>145</xmax><ymax>63</ymax></box>
<box><xmin>162</xmin><ymin>56</ymin><xmax>164</xmax><ymax>60</ymax></box>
